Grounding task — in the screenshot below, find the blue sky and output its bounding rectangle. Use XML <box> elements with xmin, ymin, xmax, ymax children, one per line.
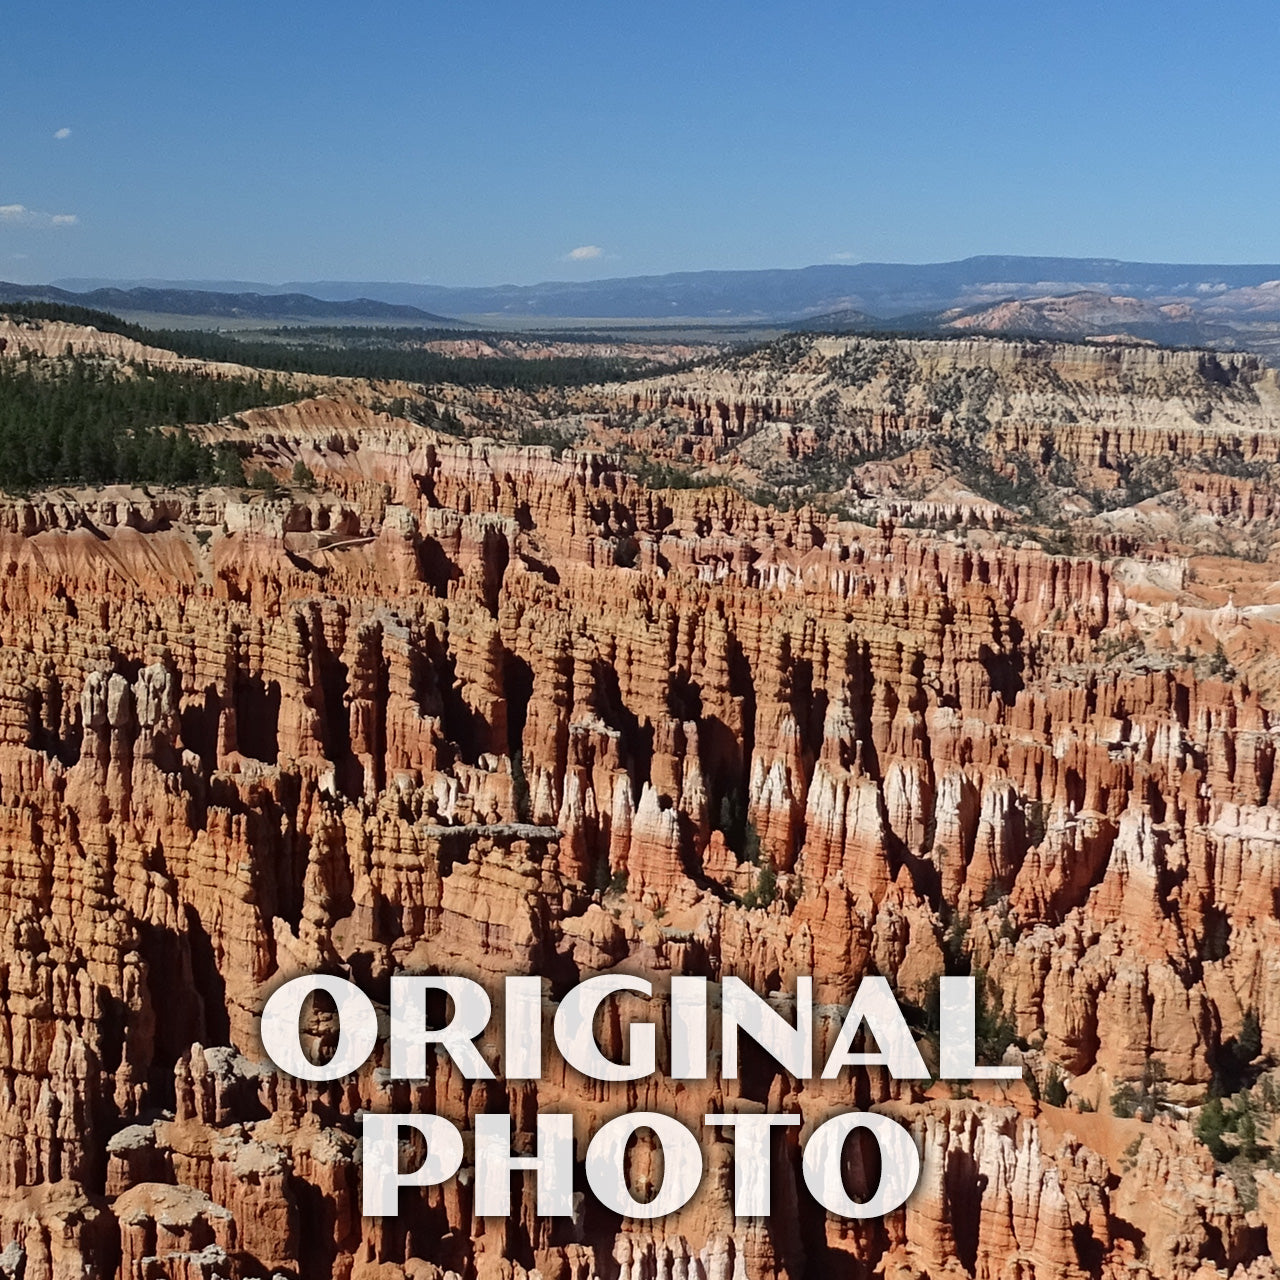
<box><xmin>3</xmin><ymin>1</ymin><xmax>1277</xmax><ymax>286</ymax></box>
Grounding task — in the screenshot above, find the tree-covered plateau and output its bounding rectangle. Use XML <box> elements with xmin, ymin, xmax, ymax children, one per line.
<box><xmin>0</xmin><ymin>354</ymin><xmax>295</xmax><ymax>491</ymax></box>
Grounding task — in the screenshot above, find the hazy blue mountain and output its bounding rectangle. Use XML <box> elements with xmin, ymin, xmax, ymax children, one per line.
<box><xmin>53</xmin><ymin>256</ymin><xmax>1280</xmax><ymax>321</ymax></box>
<box><xmin>8</xmin><ymin>282</ymin><xmax>464</xmax><ymax>325</ymax></box>
<box><xmin>55</xmin><ymin>278</ymin><xmax>281</xmax><ymax>294</ymax></box>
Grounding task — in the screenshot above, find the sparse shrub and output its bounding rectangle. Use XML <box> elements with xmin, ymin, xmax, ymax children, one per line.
<box><xmin>1216</xmin><ymin>1009</ymin><xmax>1263</xmax><ymax>1093</ymax></box>
<box><xmin>1228</xmin><ymin>1159</ymin><xmax>1259</xmax><ymax>1211</ymax></box>
<box><xmin>1113</xmin><ymin>1059</ymin><xmax>1168</xmax><ymax>1121</ymax></box>
<box><xmin>982</xmin><ymin>881</ymin><xmax>1008</xmax><ymax>908</ymax></box>
<box><xmin>1111</xmin><ymin>1082</ymin><xmax>1140</xmax><ymax>1120</ymax></box>
<box><xmin>590</xmin><ymin>857</ymin><xmax>612</xmax><ymax>894</ymax></box>
<box><xmin>614</xmin><ymin>536</ymin><xmax>639</xmax><ymax>568</ymax></box>
<box><xmin>518</xmin><ymin>423</ymin><xmax>577</xmax><ymax>455</ymax></box>
<box><xmin>291</xmin><ymin>460</ymin><xmax>316</xmax><ymax>490</ymax></box>
<box><xmin>1238</xmin><ymin>1010</ymin><xmax>1263</xmax><ymax>1064</ymax></box>
<box><xmin>947</xmin><ymin>440</ymin><xmax>1041</xmax><ymax>510</ymax></box>
<box><xmin>1196</xmin><ymin>1094</ymin><xmax>1230</xmax><ymax>1160</ymax></box>
<box><xmin>1206</xmin><ymin>642</ymin><xmax>1236</xmax><ymax>681</ymax></box>
<box><xmin>1260</xmin><ymin>1074</ymin><xmax>1279</xmax><ymax>1113</ymax></box>
<box><xmin>1044</xmin><ymin>1065</ymin><xmax>1069</xmax><ymax>1108</ymax></box>
<box><xmin>1024</xmin><ymin>799</ymin><xmax>1050</xmax><ymax>847</ymax></box>
<box><xmin>785</xmin><ymin>873</ymin><xmax>805</xmax><ymax>909</ymax></box>
<box><xmin>973</xmin><ymin>968</ymin><xmax>1018</xmax><ymax>1064</ymax></box>
<box><xmin>435</xmin><ymin>407</ymin><xmax>466</xmax><ymax>437</ymax></box>
<box><xmin>213</xmin><ymin>444</ymin><xmax>245</xmax><ymax>486</ymax></box>
<box><xmin>1098</xmin><ymin>632</ymin><xmax>1145</xmax><ymax>663</ymax></box>
<box><xmin>1236</xmin><ymin>1099</ymin><xmax>1260</xmax><ymax>1162</ymax></box>
<box><xmin>999</xmin><ymin>912</ymin><xmax>1020</xmax><ymax>944</ymax></box>
<box><xmin>1197</xmin><ymin>1084</ymin><xmax>1270</xmax><ymax>1167</ymax></box>
<box><xmin>248</xmin><ymin>467</ymin><xmax>278</xmax><ymax>495</ymax></box>
<box><xmin>740</xmin><ymin>858</ymin><xmax>777</xmax><ymax>910</ymax></box>
<box><xmin>755</xmin><ymin>859</ymin><xmax>777</xmax><ymax>905</ymax></box>
<box><xmin>1138</xmin><ymin>1059</ymin><xmax>1169</xmax><ymax>1120</ymax></box>
<box><xmin>943</xmin><ymin>914</ymin><xmax>971</xmax><ymax>976</ymax></box>
<box><xmin>634</xmin><ymin>459</ymin><xmax>721</xmax><ymax>491</ymax></box>
<box><xmin>716</xmin><ymin>787</ymin><xmax>755</xmax><ymax>861</ymax></box>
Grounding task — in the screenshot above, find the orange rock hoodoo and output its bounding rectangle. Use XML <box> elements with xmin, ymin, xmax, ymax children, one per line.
<box><xmin>0</xmin><ymin>384</ymin><xmax>1277</xmax><ymax>1278</ymax></box>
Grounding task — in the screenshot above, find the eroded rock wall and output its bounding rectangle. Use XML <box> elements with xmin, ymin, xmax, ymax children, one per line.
<box><xmin>0</xmin><ymin>408</ymin><xmax>1275</xmax><ymax>1279</ymax></box>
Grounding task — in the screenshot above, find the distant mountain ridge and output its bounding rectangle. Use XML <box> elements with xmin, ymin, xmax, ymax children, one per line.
<box><xmin>1</xmin><ymin>282</ymin><xmax>464</xmax><ymax>326</ymax></box>
<box><xmin>54</xmin><ymin>255</ymin><xmax>1280</xmax><ymax>321</ymax></box>
<box><xmin>17</xmin><ymin>259</ymin><xmax>1280</xmax><ymax>359</ymax></box>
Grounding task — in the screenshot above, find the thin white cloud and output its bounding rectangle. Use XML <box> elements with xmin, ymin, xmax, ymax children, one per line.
<box><xmin>0</xmin><ymin>204</ymin><xmax>79</xmax><ymax>228</ymax></box>
<box><xmin>53</xmin><ymin>127</ymin><xmax>72</xmax><ymax>140</ymax></box>
<box><xmin>566</xmin><ymin>244</ymin><xmax>603</xmax><ymax>261</ymax></box>
<box><xmin>830</xmin><ymin>251</ymin><xmax>858</xmax><ymax>261</ymax></box>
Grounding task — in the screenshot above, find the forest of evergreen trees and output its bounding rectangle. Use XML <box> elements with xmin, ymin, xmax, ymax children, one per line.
<box><xmin>0</xmin><ymin>352</ymin><xmax>295</xmax><ymax>491</ymax></box>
